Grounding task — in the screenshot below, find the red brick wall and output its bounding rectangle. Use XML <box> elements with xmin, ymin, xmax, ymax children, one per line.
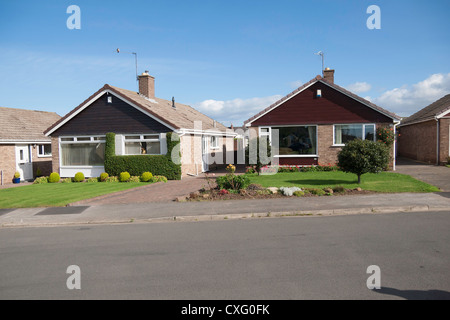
<box><xmin>398</xmin><ymin>120</ymin><xmax>437</xmax><ymax>164</ymax></box>
<box><xmin>439</xmin><ymin>118</ymin><xmax>450</xmax><ymax>164</ymax></box>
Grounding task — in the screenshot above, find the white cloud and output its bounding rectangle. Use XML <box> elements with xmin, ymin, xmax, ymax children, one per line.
<box><xmin>346</xmin><ymin>82</ymin><xmax>372</xmax><ymax>93</ymax></box>
<box><xmin>194</xmin><ymin>95</ymin><xmax>283</xmax><ymax>127</ymax></box>
<box><xmin>372</xmin><ymin>73</ymin><xmax>450</xmax><ymax>117</ymax></box>
<box><xmin>289</xmin><ymin>80</ymin><xmax>303</xmax><ymax>89</ymax></box>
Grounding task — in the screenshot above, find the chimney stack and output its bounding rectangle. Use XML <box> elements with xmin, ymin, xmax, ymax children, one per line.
<box><xmin>323</xmin><ymin>68</ymin><xmax>335</xmax><ymax>84</ymax></box>
<box><xmin>138</xmin><ymin>70</ymin><xmax>155</xmax><ymax>98</ymax></box>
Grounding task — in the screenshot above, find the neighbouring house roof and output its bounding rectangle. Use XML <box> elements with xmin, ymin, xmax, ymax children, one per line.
<box><xmin>244</xmin><ymin>75</ymin><xmax>402</xmax><ymax>126</ymax></box>
<box><xmin>400</xmin><ymin>94</ymin><xmax>450</xmax><ymax>127</ymax></box>
<box><xmin>45</xmin><ymin>84</ymin><xmax>229</xmax><ymax>136</ymax></box>
<box><xmin>0</xmin><ymin>106</ymin><xmax>61</xmax><ymax>143</ymax></box>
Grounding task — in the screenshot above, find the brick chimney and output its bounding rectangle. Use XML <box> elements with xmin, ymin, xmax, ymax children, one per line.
<box><xmin>138</xmin><ymin>70</ymin><xmax>155</xmax><ymax>98</ymax></box>
<box><xmin>323</xmin><ymin>68</ymin><xmax>335</xmax><ymax>84</ymax></box>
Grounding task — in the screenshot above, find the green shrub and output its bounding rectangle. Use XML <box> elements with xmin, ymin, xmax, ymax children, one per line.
<box><xmin>73</xmin><ymin>172</ymin><xmax>85</xmax><ymax>182</ymax></box>
<box><xmin>33</xmin><ymin>176</ymin><xmax>48</xmax><ymax>184</ymax></box>
<box><xmin>152</xmin><ymin>175</ymin><xmax>168</xmax><ymax>183</ymax></box>
<box><xmin>61</xmin><ymin>178</ymin><xmax>72</xmax><ymax>183</ymax></box>
<box><xmin>308</xmin><ymin>188</ymin><xmax>326</xmax><ymax>196</ymax></box>
<box><xmin>216</xmin><ymin>174</ymin><xmax>250</xmax><ymax>191</ymax></box>
<box><xmin>338</xmin><ymin>139</ymin><xmax>390</xmax><ymax>184</ymax></box>
<box><xmin>105</xmin><ymin>176</ymin><xmax>119</xmax><ymax>183</ymax></box>
<box><xmin>100</xmin><ymin>172</ymin><xmax>109</xmax><ymax>182</ymax></box>
<box><xmin>293</xmin><ymin>190</ymin><xmax>305</xmax><ymax>197</ymax></box>
<box><xmin>104</xmin><ymin>132</ymin><xmax>181</xmax><ymax>180</ymax></box>
<box><xmin>129</xmin><ymin>176</ymin><xmax>140</xmax><ymax>183</ymax></box>
<box><xmin>48</xmin><ymin>172</ymin><xmax>60</xmax><ymax>183</ymax></box>
<box><xmin>119</xmin><ymin>172</ymin><xmax>131</xmax><ymax>182</ymax></box>
<box><xmin>332</xmin><ymin>186</ymin><xmax>346</xmax><ymax>193</ymax></box>
<box><xmin>141</xmin><ymin>171</ymin><xmax>153</xmax><ymax>182</ymax></box>
<box><xmin>86</xmin><ymin>177</ymin><xmax>99</xmax><ymax>183</ymax></box>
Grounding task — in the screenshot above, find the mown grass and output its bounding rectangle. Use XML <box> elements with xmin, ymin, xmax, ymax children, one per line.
<box><xmin>0</xmin><ymin>182</ymin><xmax>149</xmax><ymax>208</ymax></box>
<box><xmin>247</xmin><ymin>171</ymin><xmax>440</xmax><ymax>193</ymax></box>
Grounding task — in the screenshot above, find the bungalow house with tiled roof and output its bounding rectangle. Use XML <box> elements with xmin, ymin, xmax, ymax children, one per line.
<box><xmin>244</xmin><ymin>69</ymin><xmax>402</xmax><ymax>169</ymax></box>
<box><xmin>44</xmin><ymin>71</ymin><xmax>236</xmax><ymax>179</ymax></box>
<box><xmin>0</xmin><ymin>107</ymin><xmax>61</xmax><ymax>183</ymax></box>
<box><xmin>398</xmin><ymin>94</ymin><xmax>450</xmax><ymax>165</ymax></box>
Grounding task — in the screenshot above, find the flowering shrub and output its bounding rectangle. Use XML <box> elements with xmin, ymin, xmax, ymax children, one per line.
<box><xmin>279</xmin><ymin>186</ymin><xmax>302</xmax><ymax>196</ymax></box>
<box><xmin>245</xmin><ymin>166</ymin><xmax>256</xmax><ymax>174</ymax></box>
<box><xmin>226</xmin><ymin>164</ymin><xmax>236</xmax><ymax>174</ymax></box>
<box><xmin>376</xmin><ymin>127</ymin><xmax>395</xmax><ymax>147</ymax></box>
<box><xmin>218</xmin><ymin>189</ymin><xmax>229</xmax><ymax>195</ymax></box>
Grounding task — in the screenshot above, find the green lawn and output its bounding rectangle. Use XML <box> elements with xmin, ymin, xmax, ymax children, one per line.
<box><xmin>247</xmin><ymin>171</ymin><xmax>440</xmax><ymax>193</ymax></box>
<box><xmin>0</xmin><ymin>182</ymin><xmax>150</xmax><ymax>208</ymax></box>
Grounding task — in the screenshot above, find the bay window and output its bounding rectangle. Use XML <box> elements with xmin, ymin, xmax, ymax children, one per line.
<box><xmin>60</xmin><ymin>136</ymin><xmax>105</xmax><ymax>167</ymax></box>
<box><xmin>270</xmin><ymin>126</ymin><xmax>317</xmax><ymax>156</ymax></box>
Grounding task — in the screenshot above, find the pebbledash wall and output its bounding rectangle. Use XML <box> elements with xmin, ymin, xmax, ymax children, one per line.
<box><xmin>398</xmin><ymin>118</ymin><xmax>450</xmax><ymax>164</ymax></box>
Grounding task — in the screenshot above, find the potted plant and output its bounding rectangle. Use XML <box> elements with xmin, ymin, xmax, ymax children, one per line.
<box><xmin>13</xmin><ymin>171</ymin><xmax>21</xmax><ymax>184</ymax></box>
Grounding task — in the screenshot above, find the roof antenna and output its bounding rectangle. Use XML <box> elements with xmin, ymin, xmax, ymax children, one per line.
<box><xmin>116</xmin><ymin>48</ymin><xmax>138</xmax><ymax>90</ymax></box>
<box><xmin>314</xmin><ymin>51</ymin><xmax>324</xmax><ymax>75</ymax></box>
<box><xmin>172</xmin><ymin>97</ymin><xmax>176</xmax><ymax>109</ymax></box>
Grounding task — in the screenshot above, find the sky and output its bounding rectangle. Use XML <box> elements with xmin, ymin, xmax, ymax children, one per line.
<box><xmin>0</xmin><ymin>0</ymin><xmax>449</xmax><ymax>127</ymax></box>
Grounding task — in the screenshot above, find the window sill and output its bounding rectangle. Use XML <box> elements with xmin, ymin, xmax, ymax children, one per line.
<box><xmin>37</xmin><ymin>155</ymin><xmax>52</xmax><ymax>158</ymax></box>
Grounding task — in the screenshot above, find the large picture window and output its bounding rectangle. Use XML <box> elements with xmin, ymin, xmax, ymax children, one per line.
<box><xmin>334</xmin><ymin>124</ymin><xmax>375</xmax><ymax>145</ymax></box>
<box><xmin>124</xmin><ymin>135</ymin><xmax>161</xmax><ymax>155</ymax></box>
<box><xmin>60</xmin><ymin>136</ymin><xmax>105</xmax><ymax>166</ymax></box>
<box><xmin>271</xmin><ymin>126</ymin><xmax>317</xmax><ymax>156</ymax></box>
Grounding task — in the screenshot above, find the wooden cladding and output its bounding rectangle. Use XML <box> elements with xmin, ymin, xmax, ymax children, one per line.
<box><xmin>52</xmin><ymin>94</ymin><xmax>171</xmax><ymax>136</ymax></box>
<box><xmin>252</xmin><ymin>83</ymin><xmax>392</xmax><ymax>126</ymax></box>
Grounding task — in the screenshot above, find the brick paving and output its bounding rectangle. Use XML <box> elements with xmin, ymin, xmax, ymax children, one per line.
<box><xmin>71</xmin><ymin>166</ymin><xmax>246</xmax><ymax>205</ymax></box>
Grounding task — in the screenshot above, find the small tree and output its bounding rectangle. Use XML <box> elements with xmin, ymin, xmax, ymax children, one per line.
<box><xmin>337</xmin><ymin>139</ymin><xmax>390</xmax><ymax>184</ymax></box>
<box><xmin>245</xmin><ymin>137</ymin><xmax>271</xmax><ymax>175</ymax></box>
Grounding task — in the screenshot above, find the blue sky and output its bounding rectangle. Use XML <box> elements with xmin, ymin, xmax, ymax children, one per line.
<box><xmin>0</xmin><ymin>0</ymin><xmax>449</xmax><ymax>127</ymax></box>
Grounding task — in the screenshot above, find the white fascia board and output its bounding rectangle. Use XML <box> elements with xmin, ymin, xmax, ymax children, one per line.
<box><xmin>245</xmin><ymin>81</ymin><xmax>318</xmax><ymax>126</ymax></box>
<box><xmin>45</xmin><ymin>89</ymin><xmax>177</xmax><ymax>136</ymax></box>
<box><xmin>436</xmin><ymin>107</ymin><xmax>450</xmax><ymax>119</ymax></box>
<box><xmin>0</xmin><ymin>140</ymin><xmax>51</xmax><ymax>144</ymax></box>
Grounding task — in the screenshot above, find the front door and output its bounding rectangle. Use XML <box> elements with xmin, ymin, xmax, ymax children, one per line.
<box><xmin>202</xmin><ymin>136</ymin><xmax>209</xmax><ymax>172</ymax></box>
<box><xmin>16</xmin><ymin>145</ymin><xmax>33</xmax><ymax>181</ymax></box>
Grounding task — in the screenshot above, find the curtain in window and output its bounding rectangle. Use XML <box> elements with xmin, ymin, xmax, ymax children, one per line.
<box><xmin>61</xmin><ymin>143</ymin><xmax>105</xmax><ymax>166</ymax></box>
<box><xmin>308</xmin><ymin>126</ymin><xmax>317</xmax><ymax>155</ymax></box>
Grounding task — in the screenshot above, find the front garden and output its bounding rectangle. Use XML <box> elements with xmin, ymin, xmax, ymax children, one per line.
<box><xmin>0</xmin><ymin>171</ymin><xmax>168</xmax><ymax>208</ymax></box>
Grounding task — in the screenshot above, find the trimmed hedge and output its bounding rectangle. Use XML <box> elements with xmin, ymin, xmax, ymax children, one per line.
<box><xmin>104</xmin><ymin>132</ymin><xmax>181</xmax><ymax>180</ymax></box>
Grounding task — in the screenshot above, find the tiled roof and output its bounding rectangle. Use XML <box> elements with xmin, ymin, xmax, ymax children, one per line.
<box><xmin>45</xmin><ymin>84</ymin><xmax>228</xmax><ymax>135</ymax></box>
<box><xmin>244</xmin><ymin>75</ymin><xmax>401</xmax><ymax>125</ymax></box>
<box><xmin>108</xmin><ymin>85</ymin><xmax>228</xmax><ymax>131</ymax></box>
<box><xmin>401</xmin><ymin>94</ymin><xmax>450</xmax><ymax>126</ymax></box>
<box><xmin>0</xmin><ymin>106</ymin><xmax>61</xmax><ymax>142</ymax></box>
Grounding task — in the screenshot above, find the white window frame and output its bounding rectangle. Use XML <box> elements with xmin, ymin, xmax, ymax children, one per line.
<box><xmin>333</xmin><ymin>124</ymin><xmax>376</xmax><ymax>146</ymax></box>
<box><xmin>210</xmin><ymin>136</ymin><xmax>219</xmax><ymax>150</ymax></box>
<box><xmin>59</xmin><ymin>136</ymin><xmax>106</xmax><ymax>168</ymax></box>
<box><xmin>122</xmin><ymin>134</ymin><xmax>162</xmax><ymax>155</ymax></box>
<box><xmin>37</xmin><ymin>143</ymin><xmax>52</xmax><ymax>158</ymax></box>
<box><xmin>262</xmin><ymin>125</ymin><xmax>319</xmax><ymax>158</ymax></box>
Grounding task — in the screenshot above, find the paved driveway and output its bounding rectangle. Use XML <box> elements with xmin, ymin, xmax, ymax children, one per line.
<box><xmin>396</xmin><ymin>157</ymin><xmax>450</xmax><ymax>191</ymax></box>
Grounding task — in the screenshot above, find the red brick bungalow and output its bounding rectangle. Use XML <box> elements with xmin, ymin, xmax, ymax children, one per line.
<box><xmin>398</xmin><ymin>94</ymin><xmax>450</xmax><ymax>165</ymax></box>
<box><xmin>243</xmin><ymin>69</ymin><xmax>402</xmax><ymax>169</ymax></box>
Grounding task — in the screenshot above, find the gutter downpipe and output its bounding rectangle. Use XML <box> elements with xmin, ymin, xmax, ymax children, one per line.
<box><xmin>393</xmin><ymin>121</ymin><xmax>399</xmax><ymax>171</ymax></box>
<box><xmin>436</xmin><ymin>117</ymin><xmax>440</xmax><ymax>166</ymax></box>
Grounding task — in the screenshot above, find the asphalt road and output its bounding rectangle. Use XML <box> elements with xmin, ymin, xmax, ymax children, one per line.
<box><xmin>0</xmin><ymin>211</ymin><xmax>449</xmax><ymax>300</ymax></box>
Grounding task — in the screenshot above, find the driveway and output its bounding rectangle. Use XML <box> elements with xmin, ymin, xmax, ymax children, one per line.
<box><xmin>396</xmin><ymin>157</ymin><xmax>450</xmax><ymax>191</ymax></box>
<box><xmin>71</xmin><ymin>165</ymin><xmax>247</xmax><ymax>205</ymax></box>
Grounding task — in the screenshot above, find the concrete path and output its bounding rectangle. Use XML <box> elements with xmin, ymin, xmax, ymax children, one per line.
<box><xmin>396</xmin><ymin>157</ymin><xmax>450</xmax><ymax>191</ymax></box>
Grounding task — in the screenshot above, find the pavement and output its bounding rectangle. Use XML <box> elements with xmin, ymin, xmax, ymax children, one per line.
<box><xmin>0</xmin><ymin>159</ymin><xmax>449</xmax><ymax>228</ymax></box>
